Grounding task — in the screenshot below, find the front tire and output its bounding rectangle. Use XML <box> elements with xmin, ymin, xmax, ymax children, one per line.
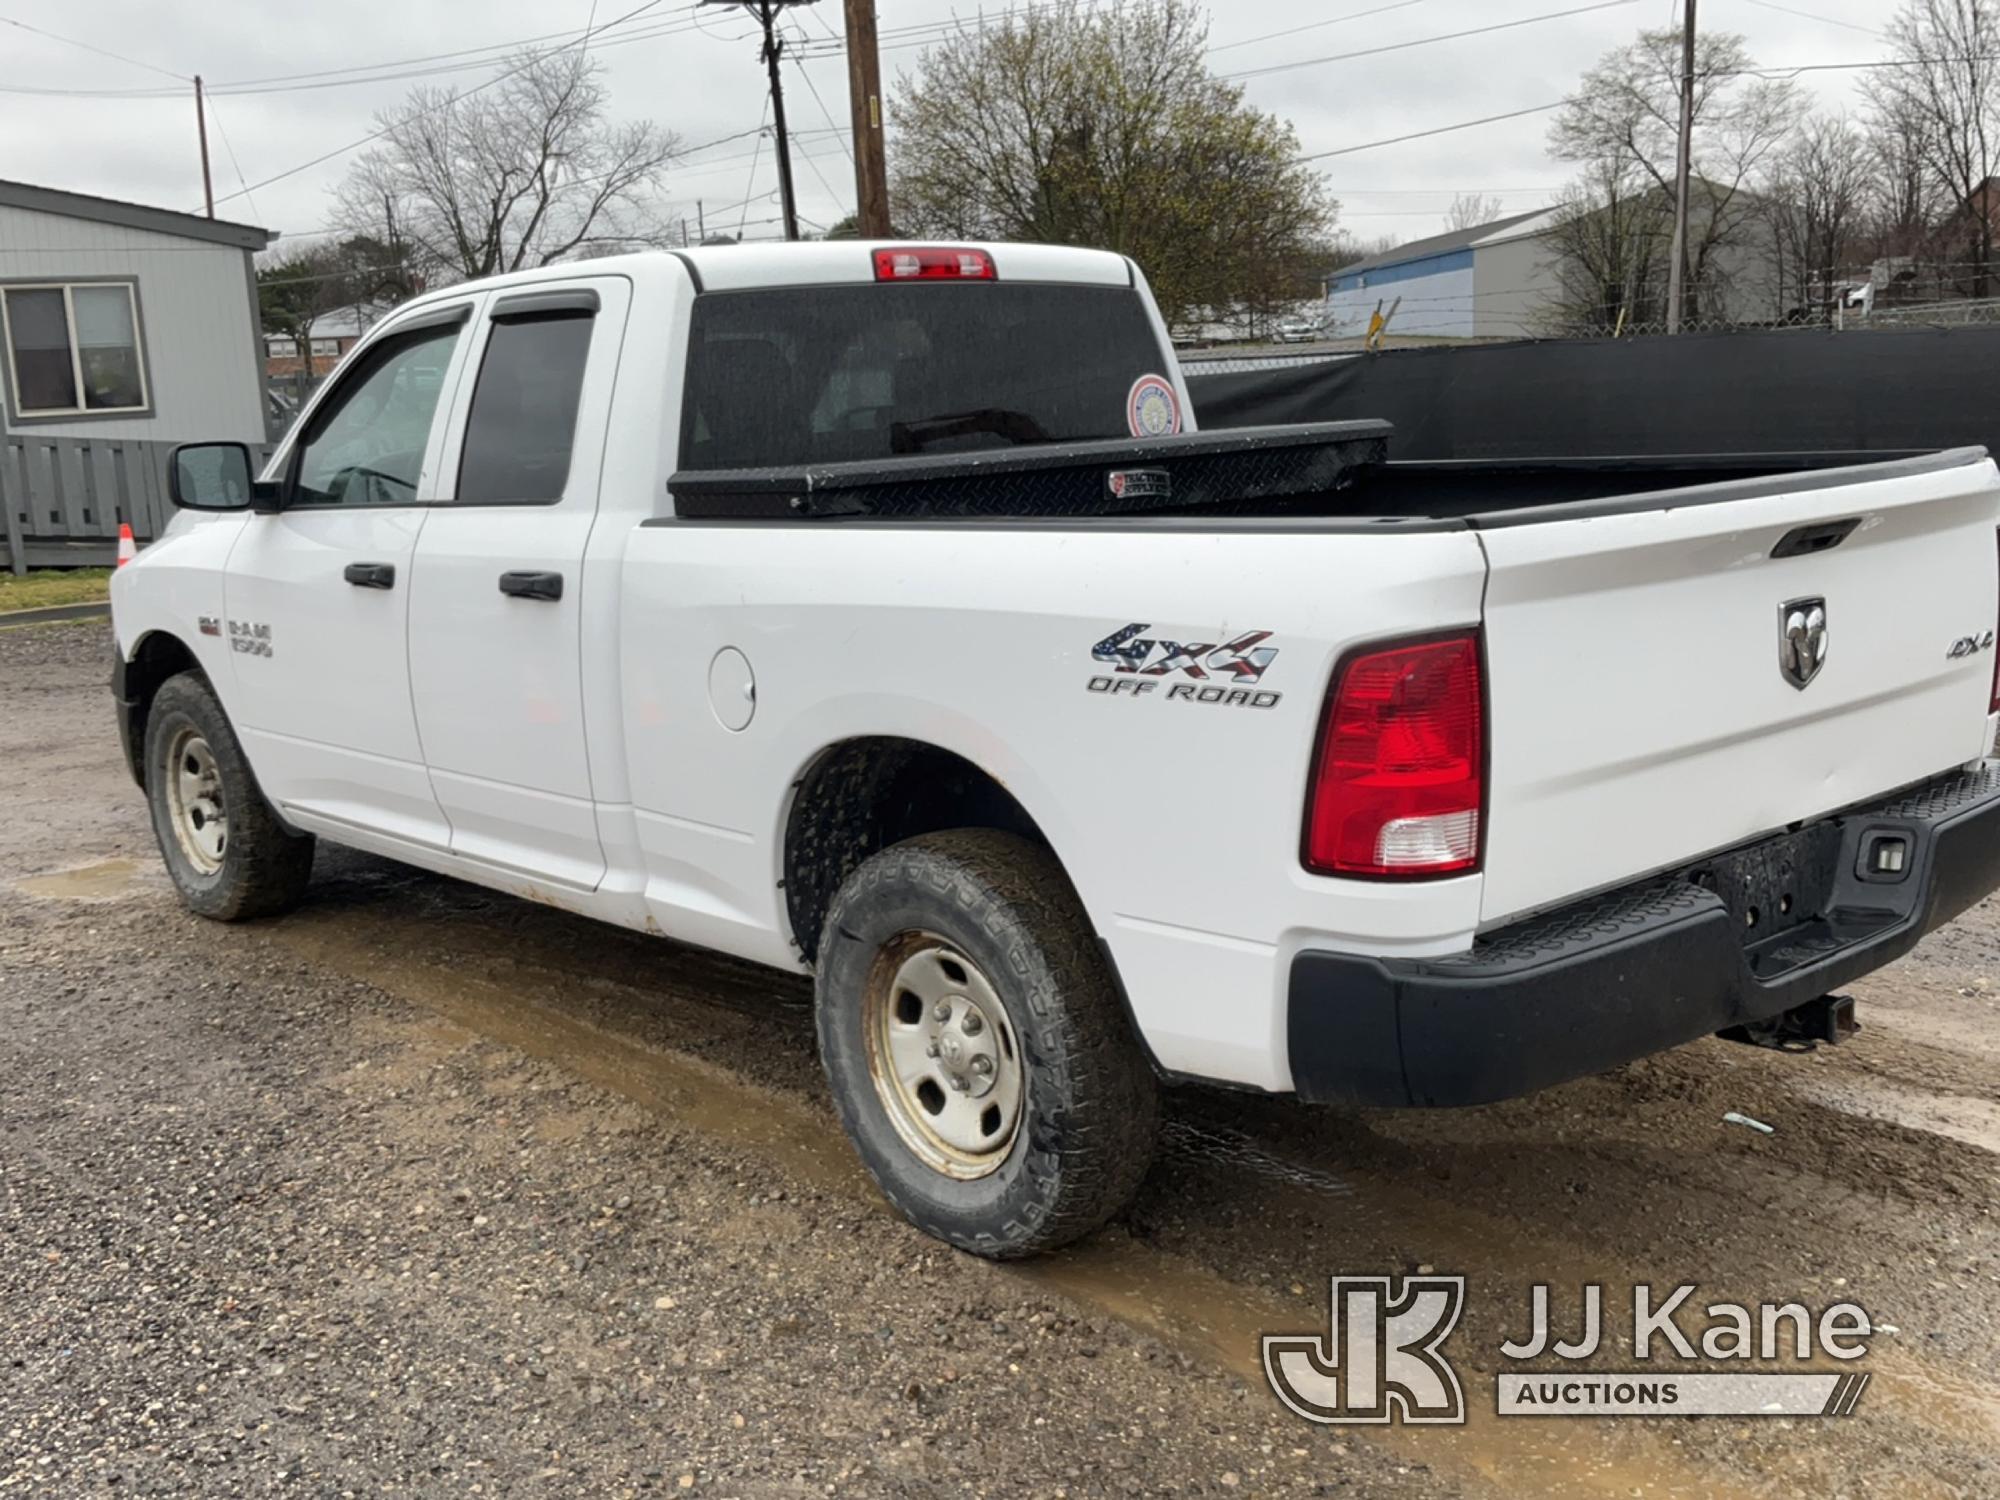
<box><xmin>815</xmin><ymin>830</ymin><xmax>1159</xmax><ymax>1258</ymax></box>
<box><xmin>144</xmin><ymin>672</ymin><xmax>314</xmax><ymax>921</ymax></box>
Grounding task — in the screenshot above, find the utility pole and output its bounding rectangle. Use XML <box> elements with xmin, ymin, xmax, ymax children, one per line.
<box><xmin>844</xmin><ymin>0</ymin><xmax>890</xmax><ymax>236</ymax></box>
<box><xmin>1665</xmin><ymin>0</ymin><xmax>1696</xmax><ymax>334</ymax></box>
<box><xmin>703</xmin><ymin>0</ymin><xmax>818</xmax><ymax>242</ymax></box>
<box><xmin>194</xmin><ymin>75</ymin><xmax>215</xmax><ymax>219</ymax></box>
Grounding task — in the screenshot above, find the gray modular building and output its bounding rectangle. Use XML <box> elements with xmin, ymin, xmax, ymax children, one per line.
<box><xmin>0</xmin><ymin>179</ymin><xmax>272</xmax><ymax>570</ymax></box>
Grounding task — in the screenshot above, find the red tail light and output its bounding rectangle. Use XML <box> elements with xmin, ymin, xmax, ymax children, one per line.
<box><xmin>872</xmin><ymin>246</ymin><xmax>996</xmax><ymax>282</ymax></box>
<box><xmin>1304</xmin><ymin>632</ymin><xmax>1484</xmax><ymax>878</ymax></box>
<box><xmin>1991</xmin><ymin>529</ymin><xmax>1999</xmax><ymax>713</ymax></box>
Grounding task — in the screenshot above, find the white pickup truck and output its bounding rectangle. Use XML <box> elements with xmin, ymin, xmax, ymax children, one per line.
<box><xmin>113</xmin><ymin>241</ymin><xmax>2000</xmax><ymax>1257</ymax></box>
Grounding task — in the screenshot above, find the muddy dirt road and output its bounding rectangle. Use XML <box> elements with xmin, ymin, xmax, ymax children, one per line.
<box><xmin>4</xmin><ymin>620</ymin><xmax>1998</xmax><ymax>1497</ymax></box>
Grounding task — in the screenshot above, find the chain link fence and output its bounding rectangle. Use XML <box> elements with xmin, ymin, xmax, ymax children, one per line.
<box><xmin>1559</xmin><ymin>297</ymin><xmax>2000</xmax><ymax>339</ymax></box>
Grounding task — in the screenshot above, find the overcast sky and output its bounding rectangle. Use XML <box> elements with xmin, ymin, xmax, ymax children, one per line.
<box><xmin>0</xmin><ymin>0</ymin><xmax>1893</xmax><ymax>251</ymax></box>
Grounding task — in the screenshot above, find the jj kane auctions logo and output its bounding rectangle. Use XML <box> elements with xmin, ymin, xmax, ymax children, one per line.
<box><xmin>1264</xmin><ymin>1277</ymin><xmax>1876</xmax><ymax>1424</ymax></box>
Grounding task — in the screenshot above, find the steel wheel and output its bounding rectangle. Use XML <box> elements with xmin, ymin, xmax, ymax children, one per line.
<box><xmin>862</xmin><ymin>932</ymin><xmax>1025</xmax><ymax>1180</ymax></box>
<box><xmin>163</xmin><ymin>725</ymin><xmax>227</xmax><ymax>875</ymax></box>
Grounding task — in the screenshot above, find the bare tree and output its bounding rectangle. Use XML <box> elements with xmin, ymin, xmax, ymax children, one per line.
<box><xmin>335</xmin><ymin>48</ymin><xmax>679</xmax><ymax>283</ymax></box>
<box><xmin>1761</xmin><ymin>113</ymin><xmax>1874</xmax><ymax>317</ymax></box>
<box><xmin>1537</xmin><ymin>161</ymin><xmax>1673</xmax><ymax>334</ymax></box>
<box><xmin>1864</xmin><ymin>0</ymin><xmax>2000</xmax><ymax>297</ymax></box>
<box><xmin>888</xmin><ymin>0</ymin><xmax>1336</xmax><ymax>330</ymax></box>
<box><xmin>1327</xmin><ymin>231</ymin><xmax>1403</xmax><ymax>269</ymax></box>
<box><xmin>1550</xmin><ymin>26</ymin><xmax>1800</xmax><ymax>323</ymax></box>
<box><xmin>1865</xmin><ymin>90</ymin><xmax>1942</xmax><ymax>261</ymax></box>
<box><xmin>1443</xmin><ymin>193</ymin><xmax>1504</xmax><ymax>232</ymax></box>
<box><xmin>257</xmin><ymin>236</ymin><xmax>421</xmax><ymax>360</ymax></box>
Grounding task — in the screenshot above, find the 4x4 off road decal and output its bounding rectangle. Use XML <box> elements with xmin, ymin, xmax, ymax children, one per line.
<box><xmin>1087</xmin><ymin>622</ymin><xmax>1281</xmax><ymax>709</ymax></box>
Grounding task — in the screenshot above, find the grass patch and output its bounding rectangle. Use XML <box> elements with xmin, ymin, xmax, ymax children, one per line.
<box><xmin>0</xmin><ymin>568</ymin><xmax>113</xmax><ymax>612</ymax></box>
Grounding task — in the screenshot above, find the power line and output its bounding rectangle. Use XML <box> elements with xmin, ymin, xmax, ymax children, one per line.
<box><xmin>209</xmin><ymin>13</ymin><xmax>720</xmax><ymax>96</ymax></box>
<box><xmin>1222</xmin><ymin>0</ymin><xmax>1643</xmax><ymax>81</ymax></box>
<box><xmin>1207</xmin><ymin>0</ymin><xmax>1433</xmax><ymax>56</ymax></box>
<box><xmin>202</xmin><ymin>0</ymin><xmax>675</xmax><ymax>210</ymax></box>
<box><xmin>0</xmin><ymin>6</ymin><xmax>708</xmax><ymax>100</ymax></box>
<box><xmin>204</xmin><ymin>98</ymin><xmax>261</xmax><ymax>222</ymax></box>
<box><xmin>785</xmin><ymin>40</ymin><xmax>854</xmax><ymax>165</ymax></box>
<box><xmin>789</xmin><ymin>0</ymin><xmax>1087</xmax><ymax>57</ymax></box>
<box><xmin>0</xmin><ymin>12</ymin><xmax>189</xmax><ymax>81</ymax></box>
<box><xmin>1741</xmin><ymin>0</ymin><xmax>1881</xmax><ymax>37</ymax></box>
<box><xmin>738</xmin><ymin>94</ymin><xmax>772</xmax><ymax>238</ymax></box>
<box><xmin>209</xmin><ymin>22</ymin><xmax>619</xmax><ymax>89</ymax></box>
<box><xmin>702</xmin><ymin>0</ymin><xmax>818</xmax><ymax>241</ymax></box>
<box><xmin>1328</xmin><ymin>185</ymin><xmax>1564</xmax><ymax>194</ymax></box>
<box><xmin>791</xmin><ymin>139</ymin><xmax>845</xmax><ymax>206</ymax></box>
<box><xmin>0</xmin><ymin>12</ymin><xmax>717</xmax><ymax>100</ymax></box>
<box><xmin>235</xmin><ymin>120</ymin><xmax>780</xmax><ymax>247</ymax></box>
<box><xmin>1295</xmin><ymin>100</ymin><xmax>1571</xmax><ymax>162</ymax></box>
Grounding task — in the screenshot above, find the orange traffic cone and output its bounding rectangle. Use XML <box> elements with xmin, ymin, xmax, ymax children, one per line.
<box><xmin>115</xmin><ymin>523</ymin><xmax>136</xmax><ymax>567</ymax></box>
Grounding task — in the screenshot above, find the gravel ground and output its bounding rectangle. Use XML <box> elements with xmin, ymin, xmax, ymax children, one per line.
<box><xmin>3</xmin><ymin>619</ymin><xmax>1998</xmax><ymax>1498</ymax></box>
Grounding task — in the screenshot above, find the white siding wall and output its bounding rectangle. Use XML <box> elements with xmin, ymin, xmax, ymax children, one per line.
<box><xmin>0</xmin><ymin>201</ymin><xmax>263</xmax><ymax>443</ymax></box>
<box><xmin>1471</xmin><ymin>235</ymin><xmax>1560</xmax><ymax>339</ymax></box>
<box><xmin>1326</xmin><ymin>264</ymin><xmax>1476</xmax><ymax>338</ymax></box>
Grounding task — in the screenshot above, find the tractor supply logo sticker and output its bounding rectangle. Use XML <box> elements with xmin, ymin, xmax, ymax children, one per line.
<box><xmin>1106</xmin><ymin>468</ymin><xmax>1171</xmax><ymax>502</ymax></box>
<box><xmin>1087</xmin><ymin>622</ymin><xmax>1280</xmax><ymax>709</ymax></box>
<box><xmin>1263</xmin><ymin>1277</ymin><xmax>1876</xmax><ymax>1426</ymax></box>
<box><xmin>1126</xmin><ymin>374</ymin><xmax>1182</xmax><ymax>438</ymax></box>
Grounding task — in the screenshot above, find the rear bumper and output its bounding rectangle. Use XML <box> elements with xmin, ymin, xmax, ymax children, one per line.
<box><xmin>1288</xmin><ymin>762</ymin><xmax>2000</xmax><ymax>1107</ymax></box>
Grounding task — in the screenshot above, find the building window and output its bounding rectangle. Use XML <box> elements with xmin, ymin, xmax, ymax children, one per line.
<box><xmin>1</xmin><ymin>281</ymin><xmax>149</xmax><ymax>417</ymax></box>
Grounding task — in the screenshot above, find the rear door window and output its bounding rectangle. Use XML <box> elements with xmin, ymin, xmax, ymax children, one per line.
<box><xmin>456</xmin><ymin>311</ymin><xmax>595</xmax><ymax>504</ymax></box>
<box><xmin>681</xmin><ymin>283</ymin><xmax>1172</xmax><ymax>470</ymax></box>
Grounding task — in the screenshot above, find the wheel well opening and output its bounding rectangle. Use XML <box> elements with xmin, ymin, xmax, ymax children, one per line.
<box><xmin>123</xmin><ymin>632</ymin><xmax>202</xmax><ymax>788</ymax></box>
<box><xmin>783</xmin><ymin>738</ymin><xmax>1051</xmax><ymax>965</ymax></box>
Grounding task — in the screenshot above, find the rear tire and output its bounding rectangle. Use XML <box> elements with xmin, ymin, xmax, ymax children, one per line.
<box><xmin>144</xmin><ymin>672</ymin><xmax>314</xmax><ymax>921</ymax></box>
<box><xmin>815</xmin><ymin>829</ymin><xmax>1159</xmax><ymax>1258</ymax></box>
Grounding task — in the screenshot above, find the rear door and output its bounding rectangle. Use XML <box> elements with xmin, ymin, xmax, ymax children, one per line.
<box><xmin>406</xmin><ymin>278</ymin><xmax>628</xmax><ymax>890</ymax></box>
<box><xmin>1475</xmin><ymin>453</ymin><xmax>2000</xmax><ymax>926</ymax></box>
<box><xmin>223</xmin><ymin>302</ymin><xmax>473</xmax><ymax>846</ymax></box>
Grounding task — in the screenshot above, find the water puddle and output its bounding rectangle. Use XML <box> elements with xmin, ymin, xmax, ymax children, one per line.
<box><xmin>262</xmin><ymin>898</ymin><xmax>1946</xmax><ymax>1500</ymax></box>
<box><xmin>1031</xmin><ymin>1243</ymin><xmax>1781</xmax><ymax>1500</ymax></box>
<box><xmin>15</xmin><ymin>856</ymin><xmax>141</xmax><ymax>902</ymax></box>
<box><xmin>20</xmin><ymin>846</ymin><xmax>1999</xmax><ymax>1491</ymax></box>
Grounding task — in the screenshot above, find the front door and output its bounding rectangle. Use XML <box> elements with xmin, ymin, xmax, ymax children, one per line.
<box><xmin>224</xmin><ymin>304</ymin><xmax>474</xmax><ymax>847</ymax></box>
<box><xmin>407</xmin><ymin>280</ymin><xmax>625</xmax><ymax>889</ymax></box>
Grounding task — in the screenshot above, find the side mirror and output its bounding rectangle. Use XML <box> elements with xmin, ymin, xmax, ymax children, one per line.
<box><xmin>169</xmin><ymin>442</ymin><xmax>276</xmax><ymax>512</ymax></box>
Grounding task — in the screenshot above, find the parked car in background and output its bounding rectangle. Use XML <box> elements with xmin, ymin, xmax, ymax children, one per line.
<box><xmin>1274</xmin><ymin>316</ymin><xmax>1321</xmax><ymax>343</ymax></box>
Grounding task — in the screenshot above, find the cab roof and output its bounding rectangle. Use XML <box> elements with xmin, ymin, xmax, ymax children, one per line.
<box><xmin>388</xmin><ymin>241</ymin><xmax>1133</xmax><ymax>318</ymax></box>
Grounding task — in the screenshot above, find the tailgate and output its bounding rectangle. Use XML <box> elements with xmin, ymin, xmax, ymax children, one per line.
<box><xmin>1475</xmin><ymin>450</ymin><xmax>2000</xmax><ymax>926</ymax></box>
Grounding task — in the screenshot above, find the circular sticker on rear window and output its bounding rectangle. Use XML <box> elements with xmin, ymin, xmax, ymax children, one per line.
<box><xmin>1127</xmin><ymin>374</ymin><xmax>1182</xmax><ymax>438</ymax></box>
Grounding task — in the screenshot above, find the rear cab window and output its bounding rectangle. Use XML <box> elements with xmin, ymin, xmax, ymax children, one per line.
<box><xmin>680</xmin><ymin>283</ymin><xmax>1176</xmax><ymax>470</ymax></box>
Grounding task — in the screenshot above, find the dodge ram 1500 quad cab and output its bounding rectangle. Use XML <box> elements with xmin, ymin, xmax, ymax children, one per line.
<box><xmin>114</xmin><ymin>241</ymin><xmax>2000</xmax><ymax>1257</ymax></box>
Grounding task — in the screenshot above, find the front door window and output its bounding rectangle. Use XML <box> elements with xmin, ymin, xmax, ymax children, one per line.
<box><xmin>291</xmin><ymin>322</ymin><xmax>461</xmax><ymax>507</ymax></box>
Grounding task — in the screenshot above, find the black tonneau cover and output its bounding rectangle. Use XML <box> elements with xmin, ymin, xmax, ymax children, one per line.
<box><xmin>667</xmin><ymin>420</ymin><xmax>1390</xmax><ymax>520</ymax></box>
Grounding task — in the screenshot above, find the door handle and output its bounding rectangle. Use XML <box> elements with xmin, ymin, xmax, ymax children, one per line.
<box><xmin>499</xmin><ymin>569</ymin><xmax>564</xmax><ymax>601</ymax></box>
<box><xmin>344</xmin><ymin>561</ymin><xmax>396</xmax><ymax>589</ymax></box>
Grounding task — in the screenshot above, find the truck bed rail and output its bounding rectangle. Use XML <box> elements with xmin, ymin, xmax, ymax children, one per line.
<box><xmin>666</xmin><ymin>421</ymin><xmax>1391</xmax><ymax>520</ymax></box>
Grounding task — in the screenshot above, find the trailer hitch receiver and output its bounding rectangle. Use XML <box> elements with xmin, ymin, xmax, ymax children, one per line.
<box><xmin>1718</xmin><ymin>993</ymin><xmax>1858</xmax><ymax>1053</ymax></box>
